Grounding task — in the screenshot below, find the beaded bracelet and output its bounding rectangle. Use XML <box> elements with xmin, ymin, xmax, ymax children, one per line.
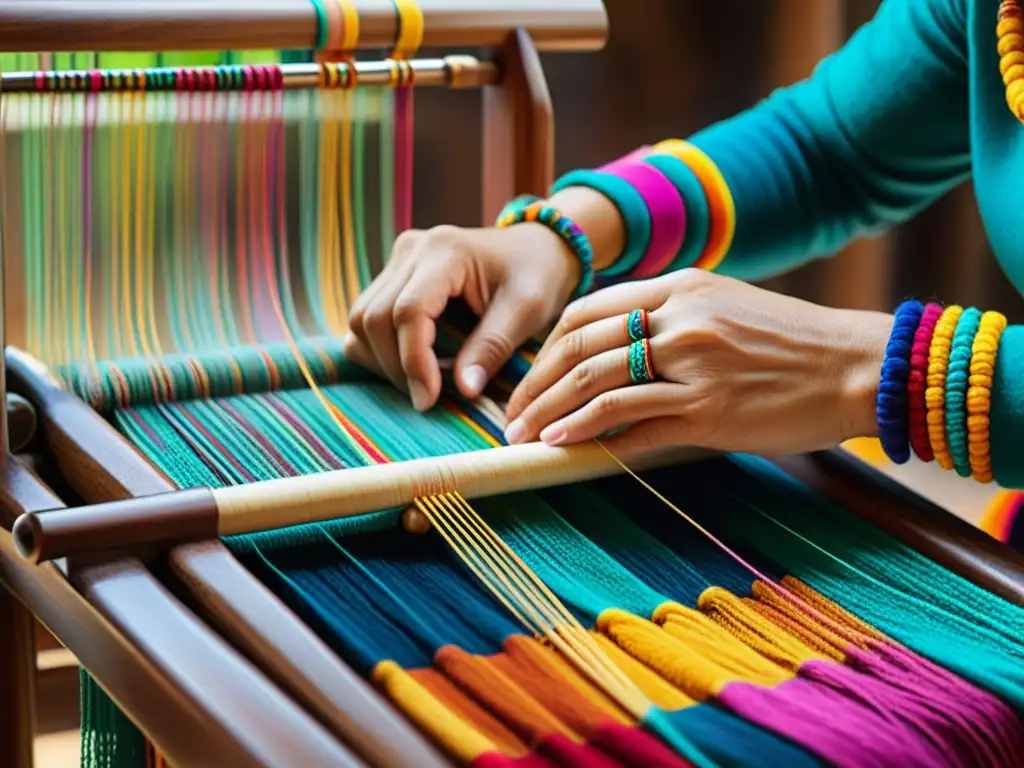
<box><xmin>946</xmin><ymin>306</ymin><xmax>983</xmax><ymax>478</ymax></box>
<box><xmin>925</xmin><ymin>305</ymin><xmax>964</xmax><ymax>470</ymax></box>
<box><xmin>598</xmin><ymin>157</ymin><xmax>686</xmax><ymax>278</ymax></box>
<box><xmin>550</xmin><ymin>169</ymin><xmax>651</xmax><ymax>278</ymax></box>
<box><xmin>967</xmin><ymin>310</ymin><xmax>1008</xmax><ymax>482</ymax></box>
<box><xmin>495</xmin><ymin>196</ymin><xmax>595</xmax><ymax>300</ymax></box>
<box><xmin>907</xmin><ymin>302</ymin><xmax>944</xmax><ymax>462</ymax></box>
<box><xmin>651</xmin><ymin>139</ymin><xmax>735</xmax><ymax>272</ymax></box>
<box><xmin>877</xmin><ymin>300</ymin><xmax>924</xmax><ymax>464</ymax></box>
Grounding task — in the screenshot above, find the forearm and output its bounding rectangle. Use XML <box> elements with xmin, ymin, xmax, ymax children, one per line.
<box><xmin>542</xmin><ymin>0</ymin><xmax>970</xmax><ymax>285</ymax></box>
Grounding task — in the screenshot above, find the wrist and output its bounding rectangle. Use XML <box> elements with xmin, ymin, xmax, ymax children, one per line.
<box><xmin>546</xmin><ymin>186</ymin><xmax>625</xmax><ymax>273</ymax></box>
<box><xmin>835</xmin><ymin>309</ymin><xmax>891</xmax><ymax>442</ymax></box>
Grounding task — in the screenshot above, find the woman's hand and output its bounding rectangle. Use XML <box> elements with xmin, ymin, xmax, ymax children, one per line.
<box><xmin>344</xmin><ymin>223</ymin><xmax>581</xmax><ymax>411</ymax></box>
<box><xmin>504</xmin><ymin>269</ymin><xmax>892</xmax><ymax>456</ymax></box>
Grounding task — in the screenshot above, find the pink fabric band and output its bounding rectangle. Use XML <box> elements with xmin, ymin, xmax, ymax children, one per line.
<box><xmin>600</xmin><ymin>157</ymin><xmax>686</xmax><ymax>278</ymax></box>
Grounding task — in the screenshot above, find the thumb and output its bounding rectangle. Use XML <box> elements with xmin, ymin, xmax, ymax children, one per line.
<box><xmin>455</xmin><ymin>286</ymin><xmax>541</xmax><ymax>398</ymax></box>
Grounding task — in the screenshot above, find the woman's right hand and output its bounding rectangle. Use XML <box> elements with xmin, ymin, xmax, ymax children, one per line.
<box><xmin>344</xmin><ymin>222</ymin><xmax>582</xmax><ymax>412</ymax></box>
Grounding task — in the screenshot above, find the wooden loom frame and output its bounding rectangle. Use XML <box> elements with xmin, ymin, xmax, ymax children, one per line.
<box><xmin>2</xmin><ymin>2</ymin><xmax>1024</xmax><ymax>767</ymax></box>
<box><xmin>0</xmin><ymin>2</ymin><xmax>605</xmax><ymax>766</ymax></box>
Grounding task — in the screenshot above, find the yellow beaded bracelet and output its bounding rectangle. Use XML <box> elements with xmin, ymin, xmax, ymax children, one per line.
<box><xmin>967</xmin><ymin>310</ymin><xmax>1008</xmax><ymax>482</ymax></box>
<box><xmin>925</xmin><ymin>305</ymin><xmax>963</xmax><ymax>470</ymax></box>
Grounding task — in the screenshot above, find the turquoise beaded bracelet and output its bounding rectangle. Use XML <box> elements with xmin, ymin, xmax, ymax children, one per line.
<box><xmin>496</xmin><ymin>195</ymin><xmax>595</xmax><ymax>300</ymax></box>
<box><xmin>549</xmin><ymin>169</ymin><xmax>651</xmax><ymax>279</ymax></box>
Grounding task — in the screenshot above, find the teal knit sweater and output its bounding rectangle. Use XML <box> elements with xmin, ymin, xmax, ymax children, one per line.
<box><xmin>674</xmin><ymin>0</ymin><xmax>1024</xmax><ymax>487</ymax></box>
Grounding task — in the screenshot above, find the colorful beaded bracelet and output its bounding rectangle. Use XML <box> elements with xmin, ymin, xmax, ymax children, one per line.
<box><xmin>550</xmin><ymin>169</ymin><xmax>651</xmax><ymax>278</ymax></box>
<box><xmin>599</xmin><ymin>157</ymin><xmax>686</xmax><ymax>278</ymax></box>
<box><xmin>967</xmin><ymin>310</ymin><xmax>1008</xmax><ymax>482</ymax></box>
<box><xmin>495</xmin><ymin>196</ymin><xmax>595</xmax><ymax>301</ymax></box>
<box><xmin>925</xmin><ymin>305</ymin><xmax>963</xmax><ymax>470</ymax></box>
<box><xmin>907</xmin><ymin>302</ymin><xmax>944</xmax><ymax>462</ymax></box>
<box><xmin>946</xmin><ymin>307</ymin><xmax>983</xmax><ymax>478</ymax></box>
<box><xmin>877</xmin><ymin>300</ymin><xmax>924</xmax><ymax>464</ymax></box>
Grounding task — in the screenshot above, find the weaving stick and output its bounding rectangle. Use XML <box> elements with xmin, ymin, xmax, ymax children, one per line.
<box><xmin>14</xmin><ymin>440</ymin><xmax>712</xmax><ymax>563</ymax></box>
<box><xmin>0</xmin><ymin>1</ymin><xmax>608</xmax><ymax>53</ymax></box>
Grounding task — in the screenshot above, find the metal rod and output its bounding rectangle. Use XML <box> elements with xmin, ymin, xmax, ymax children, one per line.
<box><xmin>0</xmin><ymin>56</ymin><xmax>499</xmax><ymax>93</ymax></box>
<box><xmin>0</xmin><ymin>1</ymin><xmax>608</xmax><ymax>54</ymax></box>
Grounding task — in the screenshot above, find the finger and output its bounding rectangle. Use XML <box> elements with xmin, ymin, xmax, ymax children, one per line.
<box><xmin>537</xmin><ymin>382</ymin><xmax>685</xmax><ymax>446</ymax></box>
<box><xmin>599</xmin><ymin>414</ymin><xmax>693</xmax><ymax>456</ymax></box>
<box><xmin>358</xmin><ymin>262</ymin><xmax>414</xmax><ymax>391</ymax></box>
<box><xmin>342</xmin><ymin>332</ymin><xmax>385</xmax><ymax>378</ymax></box>
<box><xmin>506</xmin><ymin>345</ymin><xmax>634</xmax><ymax>444</ymax></box>
<box><xmin>392</xmin><ymin>263</ymin><xmax>467</xmax><ymax>411</ymax></box>
<box><xmin>349</xmin><ymin>229</ymin><xmax>418</xmax><ymax>336</ymax></box>
<box><xmin>535</xmin><ymin>275</ymin><xmax>675</xmax><ymax>363</ymax></box>
<box><xmin>507</xmin><ymin>313</ymin><xmax>631</xmax><ymax>421</ymax></box>
<box><xmin>455</xmin><ymin>286</ymin><xmax>545</xmax><ymax>399</ymax></box>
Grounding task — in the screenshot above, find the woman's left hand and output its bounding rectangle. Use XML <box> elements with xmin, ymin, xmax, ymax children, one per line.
<box><xmin>504</xmin><ymin>269</ymin><xmax>892</xmax><ymax>456</ymax></box>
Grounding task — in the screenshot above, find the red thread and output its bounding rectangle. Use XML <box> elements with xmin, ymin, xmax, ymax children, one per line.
<box><xmin>908</xmin><ymin>302</ymin><xmax>944</xmax><ymax>461</ymax></box>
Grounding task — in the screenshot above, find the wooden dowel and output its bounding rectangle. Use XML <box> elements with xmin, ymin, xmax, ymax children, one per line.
<box><xmin>0</xmin><ymin>56</ymin><xmax>499</xmax><ymax>93</ymax></box>
<box><xmin>14</xmin><ymin>442</ymin><xmax>710</xmax><ymax>563</ymax></box>
<box><xmin>0</xmin><ymin>0</ymin><xmax>608</xmax><ymax>53</ymax></box>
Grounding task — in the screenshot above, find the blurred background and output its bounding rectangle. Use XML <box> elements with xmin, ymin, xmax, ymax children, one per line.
<box><xmin>414</xmin><ymin>0</ymin><xmax>1024</xmax><ymax>323</ymax></box>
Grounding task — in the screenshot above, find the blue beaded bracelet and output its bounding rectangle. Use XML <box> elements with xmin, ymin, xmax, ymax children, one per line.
<box><xmin>877</xmin><ymin>300</ymin><xmax>924</xmax><ymax>464</ymax></box>
<box><xmin>495</xmin><ymin>195</ymin><xmax>595</xmax><ymax>300</ymax></box>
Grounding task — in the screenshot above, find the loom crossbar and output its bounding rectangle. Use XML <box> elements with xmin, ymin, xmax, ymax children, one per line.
<box><xmin>0</xmin><ymin>0</ymin><xmax>609</xmax><ymax>53</ymax></box>
<box><xmin>13</xmin><ymin>442</ymin><xmax>713</xmax><ymax>563</ymax></box>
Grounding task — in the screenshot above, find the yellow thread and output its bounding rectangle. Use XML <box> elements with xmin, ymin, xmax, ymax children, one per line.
<box><xmin>998</xmin><ymin>1</ymin><xmax>1024</xmax><ymax>122</ymax></box>
<box><xmin>926</xmin><ymin>305</ymin><xmax>963</xmax><ymax>469</ymax></box>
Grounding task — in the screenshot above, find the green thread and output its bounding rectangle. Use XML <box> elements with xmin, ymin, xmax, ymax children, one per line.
<box><xmin>946</xmin><ymin>306</ymin><xmax>982</xmax><ymax>477</ymax></box>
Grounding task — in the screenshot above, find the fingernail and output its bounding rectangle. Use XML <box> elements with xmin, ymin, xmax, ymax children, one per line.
<box><xmin>540</xmin><ymin>423</ymin><xmax>567</xmax><ymax>446</ymax></box>
<box><xmin>461</xmin><ymin>365</ymin><xmax>488</xmax><ymax>397</ymax></box>
<box><xmin>408</xmin><ymin>379</ymin><xmax>431</xmax><ymax>412</ymax></box>
<box><xmin>504</xmin><ymin>419</ymin><xmax>526</xmax><ymax>445</ymax></box>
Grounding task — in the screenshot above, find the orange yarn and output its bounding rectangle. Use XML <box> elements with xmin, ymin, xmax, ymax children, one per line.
<box><xmin>998</xmin><ymin>1</ymin><xmax>1024</xmax><ymax>122</ymax></box>
<box><xmin>967</xmin><ymin>310</ymin><xmax>1008</xmax><ymax>482</ymax></box>
<box><xmin>925</xmin><ymin>305</ymin><xmax>963</xmax><ymax>470</ymax></box>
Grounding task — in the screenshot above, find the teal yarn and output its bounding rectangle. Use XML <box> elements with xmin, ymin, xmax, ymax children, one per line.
<box><xmin>946</xmin><ymin>307</ymin><xmax>982</xmax><ymax>478</ymax></box>
<box><xmin>309</xmin><ymin>0</ymin><xmax>329</xmax><ymax>50</ymax></box>
<box><xmin>551</xmin><ymin>169</ymin><xmax>652</xmax><ymax>278</ymax></box>
<box><xmin>643</xmin><ymin>153</ymin><xmax>711</xmax><ymax>272</ymax></box>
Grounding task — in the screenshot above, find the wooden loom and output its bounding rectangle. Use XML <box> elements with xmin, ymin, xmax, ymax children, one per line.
<box><xmin>1</xmin><ymin>2</ymin><xmax>1024</xmax><ymax>767</ymax></box>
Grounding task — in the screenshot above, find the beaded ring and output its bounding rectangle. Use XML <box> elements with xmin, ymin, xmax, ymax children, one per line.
<box><xmin>495</xmin><ymin>196</ymin><xmax>595</xmax><ymax>301</ymax></box>
<box><xmin>925</xmin><ymin>305</ymin><xmax>964</xmax><ymax>470</ymax></box>
<box><xmin>628</xmin><ymin>339</ymin><xmax>656</xmax><ymax>384</ymax></box>
<box><xmin>945</xmin><ymin>306</ymin><xmax>983</xmax><ymax>478</ymax></box>
<box><xmin>626</xmin><ymin>309</ymin><xmax>650</xmax><ymax>342</ymax></box>
<box><xmin>967</xmin><ymin>310</ymin><xmax>1008</xmax><ymax>482</ymax></box>
<box><xmin>877</xmin><ymin>300</ymin><xmax>924</xmax><ymax>464</ymax></box>
<box><xmin>907</xmin><ymin>302</ymin><xmax>944</xmax><ymax>462</ymax></box>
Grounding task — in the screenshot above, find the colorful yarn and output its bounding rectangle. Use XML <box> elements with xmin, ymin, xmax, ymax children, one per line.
<box><xmin>876</xmin><ymin>300</ymin><xmax>923</xmax><ymax>464</ymax></box>
<box><xmin>628</xmin><ymin>339</ymin><xmax>655</xmax><ymax>384</ymax></box>
<box><xmin>946</xmin><ymin>306</ymin><xmax>983</xmax><ymax>477</ymax></box>
<box><xmin>907</xmin><ymin>302</ymin><xmax>943</xmax><ymax>462</ymax></box>
<box><xmin>495</xmin><ymin>197</ymin><xmax>595</xmax><ymax>300</ymax></box>
<box><xmin>998</xmin><ymin>1</ymin><xmax>1024</xmax><ymax>123</ymax></box>
<box><xmin>926</xmin><ymin>305</ymin><xmax>964</xmax><ymax>470</ymax></box>
<box><xmin>550</xmin><ymin>169</ymin><xmax>651</xmax><ymax>278</ymax></box>
<box><xmin>967</xmin><ymin>310</ymin><xmax>1009</xmax><ymax>482</ymax></box>
<box><xmin>626</xmin><ymin>309</ymin><xmax>649</xmax><ymax>342</ymax></box>
<box><xmin>651</xmin><ymin>139</ymin><xmax>735</xmax><ymax>271</ymax></box>
<box><xmin>392</xmin><ymin>0</ymin><xmax>425</xmax><ymax>60</ymax></box>
<box><xmin>599</xmin><ymin>158</ymin><xmax>686</xmax><ymax>278</ymax></box>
